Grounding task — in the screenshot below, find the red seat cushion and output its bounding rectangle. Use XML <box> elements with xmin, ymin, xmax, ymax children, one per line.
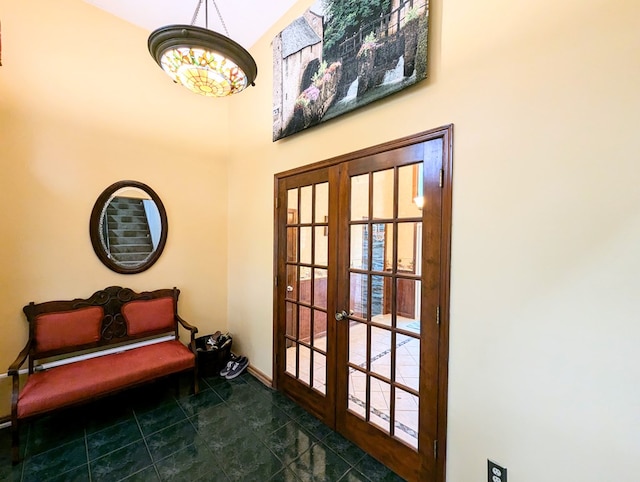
<box><xmin>17</xmin><ymin>340</ymin><xmax>194</xmax><ymax>419</ymax></box>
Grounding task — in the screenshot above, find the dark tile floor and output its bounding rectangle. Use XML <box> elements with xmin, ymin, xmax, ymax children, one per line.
<box><xmin>0</xmin><ymin>373</ymin><xmax>406</xmax><ymax>481</ymax></box>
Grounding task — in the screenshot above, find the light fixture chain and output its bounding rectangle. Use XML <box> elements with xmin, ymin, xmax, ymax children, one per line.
<box><xmin>190</xmin><ymin>0</ymin><xmax>203</xmax><ymax>26</ymax></box>
<box><xmin>210</xmin><ymin>0</ymin><xmax>230</xmax><ymax>37</ymax></box>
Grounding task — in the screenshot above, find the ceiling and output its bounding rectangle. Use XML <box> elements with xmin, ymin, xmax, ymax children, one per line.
<box><xmin>83</xmin><ymin>0</ymin><xmax>299</xmax><ymax>48</ymax></box>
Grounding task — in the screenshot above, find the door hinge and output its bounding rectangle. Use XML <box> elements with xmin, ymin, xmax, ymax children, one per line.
<box><xmin>275</xmin><ymin>275</ymin><xmax>278</xmax><ymax>287</ymax></box>
<box><xmin>436</xmin><ymin>305</ymin><xmax>440</xmax><ymax>324</ymax></box>
<box><xmin>439</xmin><ymin>169</ymin><xmax>444</xmax><ymax>188</ymax></box>
<box><xmin>434</xmin><ymin>439</ymin><xmax>438</xmax><ymax>458</ymax></box>
<box><xmin>275</xmin><ymin>197</ymin><xmax>280</xmax><ymax>209</ymax></box>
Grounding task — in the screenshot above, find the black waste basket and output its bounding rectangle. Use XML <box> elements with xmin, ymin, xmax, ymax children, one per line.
<box><xmin>195</xmin><ymin>333</ymin><xmax>232</xmax><ymax>377</ymax></box>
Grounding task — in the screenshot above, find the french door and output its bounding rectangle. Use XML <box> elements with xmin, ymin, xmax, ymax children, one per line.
<box><xmin>274</xmin><ymin>127</ymin><xmax>452</xmax><ymax>482</ymax></box>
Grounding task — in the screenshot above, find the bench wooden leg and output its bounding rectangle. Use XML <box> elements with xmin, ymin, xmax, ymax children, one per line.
<box><xmin>11</xmin><ymin>420</ymin><xmax>20</xmax><ymax>465</ymax></box>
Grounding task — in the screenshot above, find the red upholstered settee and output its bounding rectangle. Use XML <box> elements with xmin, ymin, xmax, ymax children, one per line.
<box><xmin>8</xmin><ymin>286</ymin><xmax>199</xmax><ymax>464</ymax></box>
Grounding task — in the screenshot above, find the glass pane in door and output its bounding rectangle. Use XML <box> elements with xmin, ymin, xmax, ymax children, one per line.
<box><xmin>346</xmin><ymin>163</ymin><xmax>423</xmax><ymax>450</ymax></box>
<box><xmin>284</xmin><ymin>182</ymin><xmax>329</xmax><ymax>396</ymax></box>
<box><xmin>350</xmin><ymin>225</ymin><xmax>368</xmax><ymax>270</ymax></box>
<box><xmin>348</xmin><ymin>367</ymin><xmax>366</xmax><ymax>418</ymax></box>
<box><xmin>349</xmin><ymin>321</ymin><xmax>367</xmax><ymax>367</ymax></box>
<box><xmin>349</xmin><ymin>273</ymin><xmax>369</xmax><ymax>319</ymax></box>
<box><xmin>351</xmin><ymin>174</ymin><xmax>369</xmax><ymax>221</ymax></box>
<box><xmin>315</xmin><ymin>182</ymin><xmax>329</xmax><ymax>223</ymax></box>
<box><xmin>313</xmin><ymin>309</ymin><xmax>327</xmax><ymax>351</ymax></box>
<box><xmin>299</xmin><ymin>344</ymin><xmax>311</xmax><ymax>386</ymax></box>
<box><xmin>314</xmin><ymin>227</ymin><xmax>328</xmax><ymax>266</ymax></box>
<box><xmin>372</xmin><ymin>169</ymin><xmax>394</xmax><ymax>219</ymax></box>
<box><xmin>370</xmin><ymin>378</ymin><xmax>391</xmax><ymax>432</ymax></box>
<box><xmin>398</xmin><ymin>164</ymin><xmax>423</xmax><ymax>218</ymax></box>
<box><xmin>299</xmin><ymin>227</ymin><xmax>312</xmax><ymax>264</ymax></box>
<box><xmin>370</xmin><ymin>327</ymin><xmax>392</xmax><ymax>379</ymax></box>
<box><xmin>299</xmin><ymin>185</ymin><xmax>313</xmax><ymax>224</ymax></box>
<box><xmin>394</xmin><ymin>388</ymin><xmax>419</xmax><ymax>446</ymax></box>
<box><xmin>314</xmin><ymin>269</ymin><xmax>328</xmax><ymax>310</ymax></box>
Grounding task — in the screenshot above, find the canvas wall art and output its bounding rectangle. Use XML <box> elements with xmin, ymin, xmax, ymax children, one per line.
<box><xmin>272</xmin><ymin>0</ymin><xmax>429</xmax><ymax>141</ymax></box>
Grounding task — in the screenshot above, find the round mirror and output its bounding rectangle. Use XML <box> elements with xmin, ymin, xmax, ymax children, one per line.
<box><xmin>90</xmin><ymin>180</ymin><xmax>168</xmax><ymax>274</ymax></box>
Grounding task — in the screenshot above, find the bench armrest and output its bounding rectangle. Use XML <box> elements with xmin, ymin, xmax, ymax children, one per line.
<box><xmin>8</xmin><ymin>340</ymin><xmax>31</xmax><ymax>377</ymax></box>
<box><xmin>9</xmin><ymin>340</ymin><xmax>31</xmax><ymax>435</ymax></box>
<box><xmin>177</xmin><ymin>315</ymin><xmax>198</xmax><ymax>334</ymax></box>
<box><xmin>176</xmin><ymin>315</ymin><xmax>198</xmax><ymax>351</ymax></box>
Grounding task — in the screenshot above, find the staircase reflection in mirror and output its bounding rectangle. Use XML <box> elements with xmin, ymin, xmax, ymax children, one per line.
<box><xmin>90</xmin><ymin>181</ymin><xmax>168</xmax><ymax>274</ymax></box>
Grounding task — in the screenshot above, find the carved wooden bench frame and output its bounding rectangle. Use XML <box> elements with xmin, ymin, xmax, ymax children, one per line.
<box><xmin>8</xmin><ymin>286</ymin><xmax>199</xmax><ymax>464</ymax></box>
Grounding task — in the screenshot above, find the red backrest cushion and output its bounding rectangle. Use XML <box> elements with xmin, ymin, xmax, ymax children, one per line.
<box><xmin>122</xmin><ymin>297</ymin><xmax>175</xmax><ymax>336</ymax></box>
<box><xmin>34</xmin><ymin>306</ymin><xmax>104</xmax><ymax>354</ymax></box>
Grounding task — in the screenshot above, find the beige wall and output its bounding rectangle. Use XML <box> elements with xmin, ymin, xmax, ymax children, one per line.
<box><xmin>0</xmin><ymin>0</ymin><xmax>231</xmax><ymax>416</ymax></box>
<box><xmin>227</xmin><ymin>0</ymin><xmax>640</xmax><ymax>481</ymax></box>
<box><xmin>1</xmin><ymin>0</ymin><xmax>639</xmax><ymax>480</ymax></box>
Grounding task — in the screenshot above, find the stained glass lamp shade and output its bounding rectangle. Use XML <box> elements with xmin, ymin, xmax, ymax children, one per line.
<box><xmin>148</xmin><ymin>25</ymin><xmax>257</xmax><ymax>97</ymax></box>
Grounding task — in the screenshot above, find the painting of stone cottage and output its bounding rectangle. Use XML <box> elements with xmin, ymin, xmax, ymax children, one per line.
<box><xmin>272</xmin><ymin>0</ymin><xmax>429</xmax><ymax>141</ymax></box>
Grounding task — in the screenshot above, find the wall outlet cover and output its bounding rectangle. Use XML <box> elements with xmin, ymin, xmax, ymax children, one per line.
<box><xmin>488</xmin><ymin>460</ymin><xmax>507</xmax><ymax>482</ymax></box>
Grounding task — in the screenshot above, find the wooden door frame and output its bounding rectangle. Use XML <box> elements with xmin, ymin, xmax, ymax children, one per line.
<box><xmin>273</xmin><ymin>125</ymin><xmax>453</xmax><ymax>482</ymax></box>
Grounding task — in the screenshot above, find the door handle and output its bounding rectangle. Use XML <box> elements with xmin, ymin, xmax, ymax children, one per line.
<box><xmin>335</xmin><ymin>310</ymin><xmax>349</xmax><ymax>321</ymax></box>
<box><xmin>286</xmin><ymin>285</ymin><xmax>294</xmax><ymax>292</ymax></box>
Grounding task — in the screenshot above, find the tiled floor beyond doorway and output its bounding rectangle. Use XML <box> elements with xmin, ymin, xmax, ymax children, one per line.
<box><xmin>0</xmin><ymin>372</ymin><xmax>406</xmax><ymax>481</ymax></box>
<box><xmin>286</xmin><ymin>314</ymin><xmax>421</xmax><ymax>449</ymax></box>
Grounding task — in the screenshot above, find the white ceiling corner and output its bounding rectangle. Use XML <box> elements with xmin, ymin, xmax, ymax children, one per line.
<box><xmin>82</xmin><ymin>0</ymin><xmax>299</xmax><ymax>49</ymax></box>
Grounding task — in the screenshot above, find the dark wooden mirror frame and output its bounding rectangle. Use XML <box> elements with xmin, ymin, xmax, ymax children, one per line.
<box><xmin>89</xmin><ymin>180</ymin><xmax>168</xmax><ymax>274</ymax></box>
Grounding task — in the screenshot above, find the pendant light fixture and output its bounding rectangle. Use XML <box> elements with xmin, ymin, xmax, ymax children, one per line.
<box><xmin>148</xmin><ymin>0</ymin><xmax>257</xmax><ymax>97</ymax></box>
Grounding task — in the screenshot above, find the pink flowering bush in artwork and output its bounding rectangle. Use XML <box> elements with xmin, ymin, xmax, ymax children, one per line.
<box><xmin>294</xmin><ymin>61</ymin><xmax>342</xmax><ymax>127</ymax></box>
